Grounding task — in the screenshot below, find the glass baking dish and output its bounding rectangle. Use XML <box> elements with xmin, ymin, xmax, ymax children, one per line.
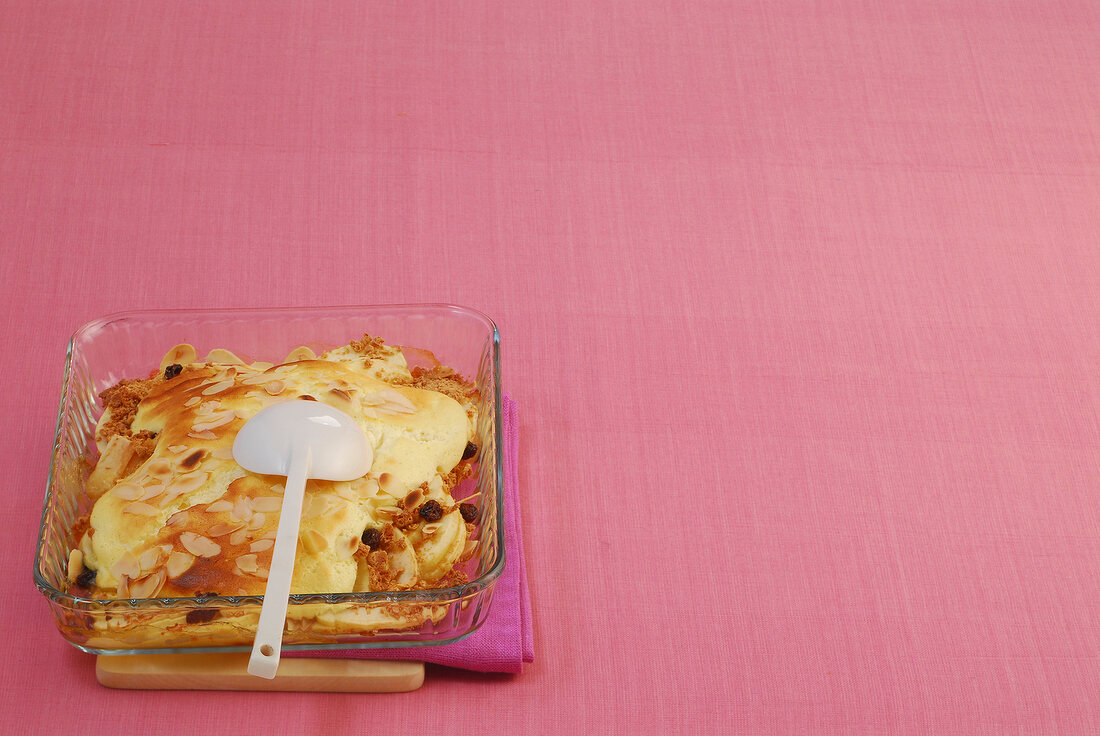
<box><xmin>33</xmin><ymin>304</ymin><xmax>504</xmax><ymax>655</ymax></box>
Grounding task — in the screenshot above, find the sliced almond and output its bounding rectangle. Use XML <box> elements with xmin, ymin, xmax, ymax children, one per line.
<box><xmin>191</xmin><ymin>413</ymin><xmax>236</xmax><ymax>432</ymax></box>
<box><xmin>123</xmin><ymin>502</ymin><xmax>160</xmax><ymax>517</ymax></box>
<box><xmin>374</xmin><ymin>506</ymin><xmax>400</xmax><ymax>520</ymax></box>
<box><xmin>420</xmin><ymin>523</ymin><xmax>441</xmax><ymax>536</ymax></box>
<box><xmin>111</xmin><ymin>551</ymin><xmax>141</xmax><ymax>581</ymax></box>
<box><xmin>147</xmin><ymin>459</ymin><xmax>174</xmax><ymax>477</ymax></box>
<box><xmin>165</xmin><ymin>551</ymin><xmax>195</xmax><ymax>579</ymax></box>
<box><xmin>263</xmin><ymin>380</ymin><xmax>285</xmax><ymax>395</ymax></box>
<box><xmin>207</xmin><ymin>522</ymin><xmax>246</xmax><ymax>537</ymax></box>
<box><xmin>180</xmin><ymin>532</ymin><xmax>221</xmax><ymax>558</ymax></box>
<box><xmin>187</xmin><ymin>430</ymin><xmax>217</xmax><ymax>440</ymax></box>
<box><xmin>231</xmin><ymin>497</ymin><xmax>253</xmax><ymax>522</ymax></box>
<box><xmin>270</xmin><ymin>483</ymin><xmax>285</xmax><ymax>495</ymax></box>
<box><xmin>205</xmin><ymin>348</ymin><xmax>246</xmax><ymax>365</ymax></box>
<box><xmin>210</xmin><ymin>445</ymin><xmax>235</xmax><ymax>460</ymax></box>
<box><xmin>403</xmin><ymin>489</ymin><xmax>423</xmax><ymax>509</ymax></box>
<box><xmin>247</xmin><ymin>512</ymin><xmax>267</xmax><ymax>530</ymax></box>
<box><xmin>284</xmin><ymin>346</ymin><xmax>315</xmax><ymax>362</ymax></box>
<box><xmin>253</xmin><ymin>566</ymin><xmax>269</xmax><ymax>580</ymax></box>
<box><xmin>166</xmin><ymin>510</ymin><xmax>190</xmax><ymax>528</ymax></box>
<box><xmin>235</xmin><ymin>554</ymin><xmax>258</xmax><ymax>573</ymax></box>
<box><xmin>252</xmin><ymin>497</ymin><xmax>282</xmax><ymax>513</ymax></box>
<box><xmin>206</xmin><ymin>500</ymin><xmax>234</xmax><ymax>513</ymax></box>
<box><xmin>160</xmin><ymin>343</ymin><xmax>197</xmax><ymax>371</ymax></box>
<box><xmin>138</xmin><ymin>546</ymin><xmax>164</xmax><ymax>573</ymax></box>
<box><xmin>184</xmin><ymin>396</ymin><xmax>202</xmax><ymax>407</ymax></box>
<box><xmin>249</xmin><ymin>539</ymin><xmax>274</xmax><ymax>553</ymax></box>
<box><xmin>229</xmin><ymin>528</ymin><xmax>250</xmax><ymax>546</ymax></box>
<box><xmin>140</xmin><ymin>485</ymin><xmax>164</xmax><ymax>501</ymax></box>
<box><xmin>67</xmin><ymin>549</ymin><xmax>83</xmax><ymax>583</ymax></box>
<box><xmin>167</xmin><ymin>444</ymin><xmax>190</xmax><ymax>454</ymax></box>
<box><xmin>300</xmin><ymin>528</ymin><xmax>327</xmax><ymax>554</ymax></box>
<box><xmin>129</xmin><ymin>569</ymin><xmax>167</xmax><ymax>599</ymax></box>
<box><xmin>201</xmin><ymin>379</ymin><xmax>236</xmax><ymax>396</ymax></box>
<box><xmin>112</xmin><ymin>483</ymin><xmax>144</xmax><ymax>501</ymax></box>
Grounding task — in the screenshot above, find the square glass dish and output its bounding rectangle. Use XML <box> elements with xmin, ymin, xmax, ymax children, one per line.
<box><xmin>34</xmin><ymin>304</ymin><xmax>503</xmax><ymax>655</ymax></box>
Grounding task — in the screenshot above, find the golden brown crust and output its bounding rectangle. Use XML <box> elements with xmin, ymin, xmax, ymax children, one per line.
<box><xmin>393</xmin><ymin>366</ymin><xmax>478</xmax><ymax>410</ymax></box>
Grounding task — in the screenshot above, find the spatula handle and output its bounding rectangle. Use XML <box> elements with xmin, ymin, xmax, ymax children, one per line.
<box><xmin>248</xmin><ymin>445</ymin><xmax>310</xmax><ymax>679</ymax></box>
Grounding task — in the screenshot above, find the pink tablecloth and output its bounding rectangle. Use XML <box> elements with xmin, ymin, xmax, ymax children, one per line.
<box><xmin>4</xmin><ymin>1</ymin><xmax>1100</xmax><ymax>734</ymax></box>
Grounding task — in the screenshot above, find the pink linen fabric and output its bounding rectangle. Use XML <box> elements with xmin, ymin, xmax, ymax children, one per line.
<box><xmin>3</xmin><ymin>0</ymin><xmax>1100</xmax><ymax>734</ymax></box>
<box><xmin>294</xmin><ymin>393</ymin><xmax>533</xmax><ymax>672</ymax></box>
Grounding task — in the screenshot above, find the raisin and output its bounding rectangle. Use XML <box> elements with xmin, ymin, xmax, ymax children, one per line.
<box><xmin>462</xmin><ymin>442</ymin><xmax>478</xmax><ymax>460</ymax></box>
<box><xmin>418</xmin><ymin>500</ymin><xmax>443</xmax><ymax>522</ymax></box>
<box><xmin>164</xmin><ymin>363</ymin><xmax>183</xmax><ymax>380</ymax></box>
<box><xmin>361</xmin><ymin>527</ymin><xmax>383</xmax><ymax>550</ymax></box>
<box><xmin>75</xmin><ymin>567</ymin><xmax>96</xmax><ymax>589</ymax></box>
<box><xmin>459</xmin><ymin>503</ymin><xmax>479</xmax><ymax>523</ymax></box>
<box><xmin>186</xmin><ymin>608</ymin><xmax>218</xmax><ymax>624</ymax></box>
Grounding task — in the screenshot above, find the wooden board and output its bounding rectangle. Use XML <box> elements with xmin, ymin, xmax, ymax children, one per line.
<box><xmin>96</xmin><ymin>653</ymin><xmax>424</xmax><ymax>692</ymax></box>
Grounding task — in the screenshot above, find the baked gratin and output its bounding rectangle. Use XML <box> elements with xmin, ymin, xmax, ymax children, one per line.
<box><xmin>66</xmin><ymin>335</ymin><xmax>482</xmax><ymax>641</ymax></box>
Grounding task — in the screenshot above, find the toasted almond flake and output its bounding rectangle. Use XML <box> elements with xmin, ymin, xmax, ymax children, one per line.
<box><xmin>112</xmin><ymin>483</ymin><xmax>144</xmax><ymax>501</ymax></box>
<box><xmin>111</xmin><ymin>552</ymin><xmax>140</xmax><ymax>581</ymax></box>
<box><xmin>329</xmin><ymin>388</ymin><xmax>351</xmax><ymax>402</ymax></box>
<box><xmin>263</xmin><ymin>380</ymin><xmax>285</xmax><ymax>395</ymax></box>
<box><xmin>195</xmin><ymin>400</ymin><xmax>221</xmax><ymax>416</ymax></box>
<box><xmin>284</xmin><ymin>346</ymin><xmax>315</xmax><ymax>362</ymax></box>
<box><xmin>249</xmin><ymin>539</ymin><xmax>274</xmax><ymax>553</ymax></box>
<box><xmin>147</xmin><ymin>459</ymin><xmax>173</xmax><ymax>477</ymax></box>
<box><xmin>231</xmin><ymin>497</ymin><xmax>253</xmax><ymax>522</ymax></box>
<box><xmin>166</xmin><ymin>551</ymin><xmax>195</xmax><ymax>579</ymax></box>
<box><xmin>140</xmin><ymin>485</ymin><xmax>164</xmax><ymax>501</ymax></box>
<box><xmin>171</xmin><ymin>471</ymin><xmax>208</xmax><ymax>494</ymax></box>
<box><xmin>207</xmin><ymin>522</ymin><xmax>246</xmax><ymax>537</ymax></box>
<box><xmin>460</xmin><ymin>539</ymin><xmax>480</xmax><ymax>561</ymax></box>
<box><xmin>270</xmin><ymin>483</ymin><xmax>285</xmax><ymax>495</ymax></box>
<box><xmin>235</xmin><ymin>554</ymin><xmax>259</xmax><ymax>573</ymax></box>
<box><xmin>191</xmin><ymin>413</ymin><xmax>236</xmax><ymax>432</ymax></box>
<box><xmin>167</xmin><ymin>444</ymin><xmax>190</xmax><ymax>454</ymax></box>
<box><xmin>67</xmin><ymin>549</ymin><xmax>83</xmax><ymax>583</ymax></box>
<box><xmin>206</xmin><ymin>348</ymin><xmax>246</xmax><ymax>365</ymax></box>
<box><xmin>180</xmin><ymin>532</ymin><xmax>221</xmax><ymax>558</ymax></box>
<box><xmin>166</xmin><ymin>510</ymin><xmax>190</xmax><ymax>528</ymax></box>
<box><xmin>201</xmin><ymin>379</ymin><xmax>235</xmax><ymax>396</ymax></box>
<box><xmin>379</xmin><ymin>387</ymin><xmax>417</xmax><ymax>413</ymax></box>
<box><xmin>206</xmin><ymin>500</ymin><xmax>234</xmax><ymax>513</ymax></box>
<box><xmin>229</xmin><ymin>528</ymin><xmax>251</xmax><ymax>546</ymax></box>
<box><xmin>184</xmin><ymin>396</ymin><xmax>202</xmax><ymax>407</ymax></box>
<box><xmin>157</xmin><ymin>486</ymin><xmax>185</xmax><ymax>507</ymax></box>
<box><xmin>187</xmin><ymin>430</ymin><xmax>217</xmax><ymax>440</ymax></box>
<box><xmin>138</xmin><ymin>546</ymin><xmax>163</xmax><ymax>572</ymax></box>
<box><xmin>403</xmin><ymin>490</ymin><xmax>423</xmax><ymax>509</ymax></box>
<box><xmin>300</xmin><ymin>529</ymin><xmax>327</xmax><ymax>554</ymax></box>
<box><xmin>241</xmin><ymin>374</ymin><xmax>274</xmax><ymax>386</ymax></box>
<box><xmin>420</xmin><ymin>523</ymin><xmax>441</xmax><ymax>536</ymax></box>
<box><xmin>252</xmin><ymin>497</ymin><xmax>282</xmax><ymax>513</ymax></box>
<box><xmin>129</xmin><ymin>569</ymin><xmax>167</xmax><ymax>599</ymax></box>
<box><xmin>262</xmin><ymin>530</ymin><xmax>277</xmax><ymax>540</ymax></box>
<box><xmin>253</xmin><ymin>566</ymin><xmax>269</xmax><ymax>580</ymax></box>
<box><xmin>248</xmin><ymin>512</ymin><xmax>267</xmax><ymax>530</ymax></box>
<box><xmin>211</xmin><ymin>445</ymin><xmax>235</xmax><ymax>460</ymax></box>
<box><xmin>160</xmin><ymin>343</ymin><xmax>197</xmax><ymax>370</ymax></box>
<box><xmin>123</xmin><ymin>502</ymin><xmax>159</xmax><ymax>517</ymax></box>
<box><xmin>375</xmin><ymin>506</ymin><xmax>399</xmax><ymax>520</ymax></box>
<box><xmin>117</xmin><ymin>576</ymin><xmax>131</xmax><ymax>598</ymax></box>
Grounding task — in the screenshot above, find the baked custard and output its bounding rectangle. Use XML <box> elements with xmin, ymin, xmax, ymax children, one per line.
<box><xmin>66</xmin><ymin>335</ymin><xmax>482</xmax><ymax>644</ymax></box>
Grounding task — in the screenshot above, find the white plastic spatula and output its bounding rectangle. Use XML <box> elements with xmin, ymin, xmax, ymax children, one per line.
<box><xmin>232</xmin><ymin>400</ymin><xmax>373</xmax><ymax>679</ymax></box>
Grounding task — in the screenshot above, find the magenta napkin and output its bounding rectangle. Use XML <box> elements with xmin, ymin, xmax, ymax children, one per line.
<box><xmin>294</xmin><ymin>394</ymin><xmax>533</xmax><ymax>673</ymax></box>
